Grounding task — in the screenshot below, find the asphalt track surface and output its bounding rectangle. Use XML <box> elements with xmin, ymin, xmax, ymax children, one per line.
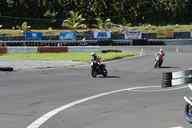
<box><xmin>0</xmin><ymin>46</ymin><xmax>192</xmax><ymax>128</ymax></box>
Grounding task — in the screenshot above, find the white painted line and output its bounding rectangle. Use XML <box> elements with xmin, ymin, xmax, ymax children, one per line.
<box><xmin>130</xmin><ymin>85</ymin><xmax>187</xmax><ymax>92</ymax></box>
<box><xmin>27</xmin><ymin>85</ymin><xmax>186</xmax><ymax>128</ymax></box>
<box><xmin>26</xmin><ymin>86</ymin><xmax>156</xmax><ymax>128</ymax></box>
<box><xmin>170</xmin><ymin>126</ymin><xmax>184</xmax><ymax>128</ymax></box>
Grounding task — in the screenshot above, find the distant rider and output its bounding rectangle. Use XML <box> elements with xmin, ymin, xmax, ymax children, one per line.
<box><xmin>158</xmin><ymin>48</ymin><xmax>165</xmax><ymax>61</ymax></box>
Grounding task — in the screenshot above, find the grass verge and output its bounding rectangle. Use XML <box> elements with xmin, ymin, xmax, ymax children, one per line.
<box><xmin>0</xmin><ymin>52</ymin><xmax>135</xmax><ymax>62</ymax></box>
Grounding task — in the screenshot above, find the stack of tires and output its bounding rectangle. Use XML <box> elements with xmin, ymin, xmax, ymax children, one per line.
<box><xmin>161</xmin><ymin>72</ymin><xmax>172</xmax><ymax>88</ymax></box>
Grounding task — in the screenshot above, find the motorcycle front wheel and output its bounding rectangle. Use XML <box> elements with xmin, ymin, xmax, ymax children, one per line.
<box><xmin>154</xmin><ymin>61</ymin><xmax>159</xmax><ymax>68</ymax></box>
<box><xmin>91</xmin><ymin>69</ymin><xmax>97</xmax><ymax>78</ymax></box>
<box><xmin>102</xmin><ymin>69</ymin><xmax>108</xmax><ymax>77</ymax></box>
<box><xmin>185</xmin><ymin>102</ymin><xmax>192</xmax><ymax>123</ymax></box>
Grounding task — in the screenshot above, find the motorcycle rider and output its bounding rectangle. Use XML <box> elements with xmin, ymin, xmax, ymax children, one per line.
<box><xmin>90</xmin><ymin>52</ymin><xmax>101</xmax><ymax>64</ymax></box>
<box><xmin>158</xmin><ymin>48</ymin><xmax>165</xmax><ymax>61</ymax></box>
<box><xmin>155</xmin><ymin>48</ymin><xmax>165</xmax><ymax>67</ymax></box>
<box><xmin>90</xmin><ymin>52</ymin><xmax>107</xmax><ymax>77</ymax></box>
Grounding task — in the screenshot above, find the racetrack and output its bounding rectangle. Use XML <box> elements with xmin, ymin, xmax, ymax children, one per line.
<box><xmin>0</xmin><ymin>46</ymin><xmax>192</xmax><ymax>128</ymax></box>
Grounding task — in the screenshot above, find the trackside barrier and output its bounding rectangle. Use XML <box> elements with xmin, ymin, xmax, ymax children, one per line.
<box><xmin>38</xmin><ymin>46</ymin><xmax>68</xmax><ymax>53</ymax></box>
<box><xmin>161</xmin><ymin>70</ymin><xmax>192</xmax><ymax>88</ymax></box>
<box><xmin>68</xmin><ymin>46</ymin><xmax>101</xmax><ymax>52</ymax></box>
<box><xmin>0</xmin><ymin>39</ymin><xmax>166</xmax><ymax>46</ymax></box>
<box><xmin>0</xmin><ymin>46</ymin><xmax>107</xmax><ymax>53</ymax></box>
<box><xmin>7</xmin><ymin>47</ymin><xmax>38</xmax><ymax>53</ymax></box>
<box><xmin>0</xmin><ymin>47</ymin><xmax>7</xmax><ymax>54</ymax></box>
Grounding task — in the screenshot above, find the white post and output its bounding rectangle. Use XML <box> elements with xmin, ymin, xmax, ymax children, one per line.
<box><xmin>140</xmin><ymin>48</ymin><xmax>144</xmax><ymax>56</ymax></box>
<box><xmin>176</xmin><ymin>47</ymin><xmax>180</xmax><ymax>54</ymax></box>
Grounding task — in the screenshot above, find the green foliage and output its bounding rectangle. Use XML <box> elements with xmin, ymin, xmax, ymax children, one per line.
<box><xmin>21</xmin><ymin>21</ymin><xmax>28</xmax><ymax>32</ymax></box>
<box><xmin>62</xmin><ymin>11</ymin><xmax>86</xmax><ymax>29</ymax></box>
<box><xmin>96</xmin><ymin>18</ymin><xmax>113</xmax><ymax>30</ymax></box>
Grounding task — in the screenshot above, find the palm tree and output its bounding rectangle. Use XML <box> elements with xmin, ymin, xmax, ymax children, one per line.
<box><xmin>62</xmin><ymin>11</ymin><xmax>86</xmax><ymax>29</ymax></box>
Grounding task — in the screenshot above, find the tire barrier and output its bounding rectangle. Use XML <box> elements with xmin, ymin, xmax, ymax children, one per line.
<box><xmin>141</xmin><ymin>33</ymin><xmax>157</xmax><ymax>39</ymax></box>
<box><xmin>101</xmin><ymin>49</ymin><xmax>122</xmax><ymax>53</ymax></box>
<box><xmin>0</xmin><ymin>46</ymin><xmax>109</xmax><ymax>53</ymax></box>
<box><xmin>132</xmin><ymin>39</ymin><xmax>148</xmax><ymax>45</ymax></box>
<box><xmin>0</xmin><ymin>67</ymin><xmax>14</xmax><ymax>72</ymax></box>
<box><xmin>173</xmin><ymin>32</ymin><xmax>191</xmax><ymax>39</ymax></box>
<box><xmin>161</xmin><ymin>70</ymin><xmax>192</xmax><ymax>88</ymax></box>
<box><xmin>0</xmin><ymin>39</ymin><xmax>166</xmax><ymax>46</ymax></box>
<box><xmin>161</xmin><ymin>72</ymin><xmax>172</xmax><ymax>88</ymax></box>
<box><xmin>0</xmin><ymin>47</ymin><xmax>7</xmax><ymax>54</ymax></box>
<box><xmin>38</xmin><ymin>46</ymin><xmax>68</xmax><ymax>53</ymax></box>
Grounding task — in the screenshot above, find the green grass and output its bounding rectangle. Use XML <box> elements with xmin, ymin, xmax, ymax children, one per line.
<box><xmin>0</xmin><ymin>52</ymin><xmax>135</xmax><ymax>62</ymax></box>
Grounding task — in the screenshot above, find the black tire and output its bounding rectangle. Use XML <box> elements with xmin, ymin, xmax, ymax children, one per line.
<box><xmin>154</xmin><ymin>61</ymin><xmax>159</xmax><ymax>68</ymax></box>
<box><xmin>102</xmin><ymin>69</ymin><xmax>108</xmax><ymax>77</ymax></box>
<box><xmin>91</xmin><ymin>70</ymin><xmax>97</xmax><ymax>78</ymax></box>
<box><xmin>0</xmin><ymin>67</ymin><xmax>14</xmax><ymax>72</ymax></box>
<box><xmin>161</xmin><ymin>72</ymin><xmax>172</xmax><ymax>88</ymax></box>
<box><xmin>162</xmin><ymin>72</ymin><xmax>172</xmax><ymax>79</ymax></box>
<box><xmin>185</xmin><ymin>103</ymin><xmax>192</xmax><ymax>123</ymax></box>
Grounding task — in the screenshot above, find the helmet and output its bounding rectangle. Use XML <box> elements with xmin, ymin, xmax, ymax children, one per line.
<box><xmin>91</xmin><ymin>52</ymin><xmax>96</xmax><ymax>56</ymax></box>
<box><xmin>160</xmin><ymin>48</ymin><xmax>163</xmax><ymax>52</ymax></box>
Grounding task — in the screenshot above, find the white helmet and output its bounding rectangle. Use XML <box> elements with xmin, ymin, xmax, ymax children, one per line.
<box><xmin>160</xmin><ymin>48</ymin><xmax>163</xmax><ymax>52</ymax></box>
<box><xmin>91</xmin><ymin>52</ymin><xmax>96</xmax><ymax>56</ymax></box>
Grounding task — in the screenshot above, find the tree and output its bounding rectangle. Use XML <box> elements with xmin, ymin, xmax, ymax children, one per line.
<box><xmin>1</xmin><ymin>0</ymin><xmax>192</xmax><ymax>27</ymax></box>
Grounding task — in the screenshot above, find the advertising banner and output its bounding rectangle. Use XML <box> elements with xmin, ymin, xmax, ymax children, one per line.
<box><xmin>124</xmin><ymin>31</ymin><xmax>142</xmax><ymax>39</ymax></box>
<box><xmin>59</xmin><ymin>32</ymin><xmax>76</xmax><ymax>40</ymax></box>
<box><xmin>93</xmin><ymin>31</ymin><xmax>111</xmax><ymax>39</ymax></box>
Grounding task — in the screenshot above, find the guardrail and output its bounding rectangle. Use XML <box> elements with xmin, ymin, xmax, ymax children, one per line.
<box><xmin>0</xmin><ymin>40</ymin><xmax>132</xmax><ymax>46</ymax></box>
<box><xmin>149</xmin><ymin>39</ymin><xmax>192</xmax><ymax>45</ymax></box>
<box><xmin>0</xmin><ymin>39</ymin><xmax>165</xmax><ymax>46</ymax></box>
<box><xmin>1</xmin><ymin>38</ymin><xmax>192</xmax><ymax>46</ymax></box>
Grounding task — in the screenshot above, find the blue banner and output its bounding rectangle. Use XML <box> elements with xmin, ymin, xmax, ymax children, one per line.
<box><xmin>93</xmin><ymin>32</ymin><xmax>111</xmax><ymax>39</ymax></box>
<box><xmin>24</xmin><ymin>32</ymin><xmax>43</xmax><ymax>40</ymax></box>
<box><xmin>59</xmin><ymin>32</ymin><xmax>76</xmax><ymax>40</ymax></box>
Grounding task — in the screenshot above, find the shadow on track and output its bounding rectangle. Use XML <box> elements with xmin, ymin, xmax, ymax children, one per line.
<box><xmin>98</xmin><ymin>75</ymin><xmax>120</xmax><ymax>79</ymax></box>
<box><xmin>160</xmin><ymin>66</ymin><xmax>179</xmax><ymax>69</ymax></box>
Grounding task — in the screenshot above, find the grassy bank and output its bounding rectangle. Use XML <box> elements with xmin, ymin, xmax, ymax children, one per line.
<box><xmin>0</xmin><ymin>52</ymin><xmax>135</xmax><ymax>62</ymax></box>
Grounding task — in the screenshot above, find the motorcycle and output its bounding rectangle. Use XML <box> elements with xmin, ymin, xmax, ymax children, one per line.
<box><xmin>154</xmin><ymin>54</ymin><xmax>163</xmax><ymax>68</ymax></box>
<box><xmin>184</xmin><ymin>96</ymin><xmax>192</xmax><ymax>123</ymax></box>
<box><xmin>90</xmin><ymin>61</ymin><xmax>108</xmax><ymax>78</ymax></box>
